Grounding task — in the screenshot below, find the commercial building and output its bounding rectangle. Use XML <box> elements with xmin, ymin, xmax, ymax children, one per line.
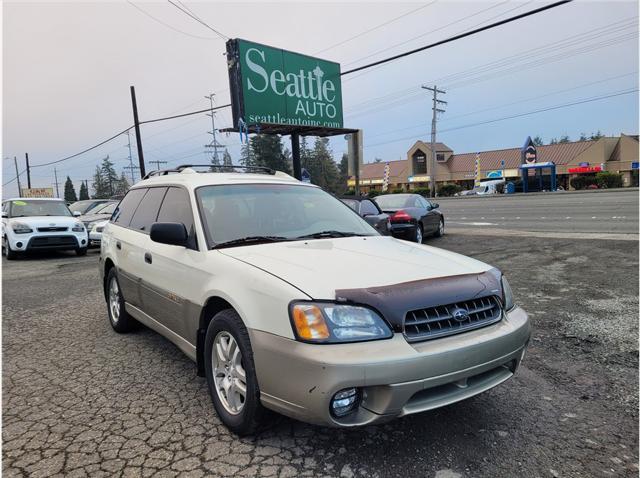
<box><xmin>349</xmin><ymin>134</ymin><xmax>639</xmax><ymax>193</ymax></box>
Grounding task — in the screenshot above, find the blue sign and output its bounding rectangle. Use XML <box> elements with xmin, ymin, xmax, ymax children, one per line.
<box><xmin>632</xmin><ymin>162</ymin><xmax>639</xmax><ymax>170</ymax></box>
<box><xmin>579</xmin><ymin>162</ymin><xmax>589</xmax><ymax>167</ymax></box>
<box><xmin>486</xmin><ymin>170</ymin><xmax>503</xmax><ymax>178</ymax></box>
<box><xmin>301</xmin><ymin>168</ymin><xmax>311</xmax><ymax>183</ymax></box>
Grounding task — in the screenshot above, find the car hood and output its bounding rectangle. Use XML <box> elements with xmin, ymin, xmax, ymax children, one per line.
<box><xmin>7</xmin><ymin>216</ymin><xmax>79</xmax><ymax>227</ymax></box>
<box><xmin>219</xmin><ymin>235</ymin><xmax>492</xmax><ymax>299</ymax></box>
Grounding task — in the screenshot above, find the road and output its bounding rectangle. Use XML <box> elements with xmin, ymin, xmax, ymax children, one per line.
<box><xmin>2</xmin><ymin>213</ymin><xmax>638</xmax><ymax>477</ymax></box>
<box><xmin>437</xmin><ymin>190</ymin><xmax>638</xmax><ymax>234</ymax></box>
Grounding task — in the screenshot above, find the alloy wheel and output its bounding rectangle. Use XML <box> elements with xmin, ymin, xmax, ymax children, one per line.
<box><xmin>212</xmin><ymin>331</ymin><xmax>247</xmax><ymax>415</ymax></box>
<box><xmin>109</xmin><ymin>277</ymin><xmax>120</xmax><ymax>324</ymax></box>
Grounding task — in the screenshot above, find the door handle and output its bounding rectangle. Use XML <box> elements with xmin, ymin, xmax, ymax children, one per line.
<box><xmin>144</xmin><ymin>252</ymin><xmax>152</xmax><ymax>264</ymax></box>
<box><xmin>116</xmin><ymin>241</ymin><xmax>121</xmax><ymax>250</ymax></box>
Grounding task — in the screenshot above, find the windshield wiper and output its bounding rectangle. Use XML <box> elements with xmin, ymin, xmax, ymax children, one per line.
<box><xmin>213</xmin><ymin>236</ymin><xmax>290</xmax><ymax>249</ymax></box>
<box><xmin>295</xmin><ymin>230</ymin><xmax>369</xmax><ymax>240</ymax></box>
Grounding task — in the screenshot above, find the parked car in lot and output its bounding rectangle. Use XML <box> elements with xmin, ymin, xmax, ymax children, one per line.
<box><xmin>340</xmin><ymin>196</ymin><xmax>391</xmax><ymax>235</ymax></box>
<box><xmin>2</xmin><ymin>198</ymin><xmax>88</xmax><ymax>259</ymax></box>
<box><xmin>100</xmin><ymin>165</ymin><xmax>530</xmax><ymax>435</ymax></box>
<box><xmin>373</xmin><ymin>193</ymin><xmax>444</xmax><ymax>243</ymax></box>
<box><xmin>78</xmin><ymin>201</ymin><xmax>117</xmax><ymax>246</ymax></box>
<box><xmin>69</xmin><ymin>199</ymin><xmax>112</xmax><ymax>215</ymax></box>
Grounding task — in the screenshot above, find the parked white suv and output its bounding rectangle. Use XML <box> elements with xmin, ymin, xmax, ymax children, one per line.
<box><xmin>2</xmin><ymin>198</ymin><xmax>88</xmax><ymax>259</ymax></box>
<box><xmin>99</xmin><ymin>165</ymin><xmax>530</xmax><ymax>435</ymax></box>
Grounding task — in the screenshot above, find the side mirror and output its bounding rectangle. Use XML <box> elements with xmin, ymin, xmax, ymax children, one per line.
<box><xmin>73</xmin><ymin>211</ymin><xmax>82</xmax><ymax>217</ymax></box>
<box><xmin>150</xmin><ymin>222</ymin><xmax>188</xmax><ymax>247</ymax></box>
<box><xmin>1</xmin><ymin>211</ymin><xmax>7</xmax><ymax>218</ymax></box>
<box><xmin>432</xmin><ymin>203</ymin><xmax>439</xmax><ymax>209</ymax></box>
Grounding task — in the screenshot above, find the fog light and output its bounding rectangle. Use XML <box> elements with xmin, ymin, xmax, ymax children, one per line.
<box><xmin>16</xmin><ymin>242</ymin><xmax>23</xmax><ymax>248</ymax></box>
<box><xmin>81</xmin><ymin>239</ymin><xmax>86</xmax><ymax>245</ymax></box>
<box><xmin>330</xmin><ymin>388</ymin><xmax>360</xmax><ymax>418</ymax></box>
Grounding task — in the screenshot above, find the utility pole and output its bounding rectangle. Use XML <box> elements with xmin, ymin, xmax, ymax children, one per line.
<box><xmin>125</xmin><ymin>130</ymin><xmax>137</xmax><ymax>183</ymax></box>
<box><xmin>421</xmin><ymin>85</ymin><xmax>446</xmax><ymax>198</ymax></box>
<box><xmin>53</xmin><ymin>167</ymin><xmax>60</xmax><ymax>198</ymax></box>
<box><xmin>149</xmin><ymin>159</ymin><xmax>167</xmax><ymax>171</ymax></box>
<box><xmin>130</xmin><ymin>86</ymin><xmax>146</xmax><ymax>178</ymax></box>
<box><xmin>204</xmin><ymin>93</ymin><xmax>223</xmax><ymax>165</ymax></box>
<box><xmin>25</xmin><ymin>153</ymin><xmax>31</xmax><ymax>189</ymax></box>
<box><xmin>13</xmin><ymin>156</ymin><xmax>22</xmax><ymax>194</ymax></box>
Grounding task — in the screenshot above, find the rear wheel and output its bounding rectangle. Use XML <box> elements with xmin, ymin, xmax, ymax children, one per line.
<box><xmin>106</xmin><ymin>268</ymin><xmax>135</xmax><ymax>333</ymax></box>
<box><xmin>204</xmin><ymin>309</ymin><xmax>264</xmax><ymax>435</ymax></box>
<box><xmin>434</xmin><ymin>218</ymin><xmax>444</xmax><ymax>237</ymax></box>
<box><xmin>76</xmin><ymin>247</ymin><xmax>88</xmax><ymax>256</ymax></box>
<box><xmin>412</xmin><ymin>224</ymin><xmax>423</xmax><ymax>243</ymax></box>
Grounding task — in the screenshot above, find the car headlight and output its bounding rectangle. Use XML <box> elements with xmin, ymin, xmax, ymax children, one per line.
<box><xmin>501</xmin><ymin>276</ymin><xmax>515</xmax><ymax>311</ymax></box>
<box><xmin>11</xmin><ymin>222</ymin><xmax>33</xmax><ymax>234</ymax></box>
<box><xmin>72</xmin><ymin>222</ymin><xmax>85</xmax><ymax>232</ymax></box>
<box><xmin>290</xmin><ymin>302</ymin><xmax>393</xmax><ymax>343</ymax></box>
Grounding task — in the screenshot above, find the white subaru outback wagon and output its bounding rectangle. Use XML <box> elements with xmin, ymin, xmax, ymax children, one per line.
<box><xmin>100</xmin><ymin>165</ymin><xmax>530</xmax><ymax>435</ymax></box>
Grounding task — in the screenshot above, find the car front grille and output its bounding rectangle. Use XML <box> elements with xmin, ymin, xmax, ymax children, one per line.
<box><xmin>404</xmin><ymin>296</ymin><xmax>502</xmax><ymax>342</ymax></box>
<box><xmin>28</xmin><ymin>236</ymin><xmax>77</xmax><ymax>248</ymax></box>
<box><xmin>37</xmin><ymin>227</ymin><xmax>68</xmax><ymax>232</ymax></box>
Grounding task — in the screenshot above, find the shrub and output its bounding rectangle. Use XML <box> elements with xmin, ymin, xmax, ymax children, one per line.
<box><xmin>344</xmin><ymin>189</ymin><xmax>355</xmax><ymax>196</ymax></box>
<box><xmin>570</xmin><ymin>176</ymin><xmax>599</xmax><ymax>190</ymax></box>
<box><xmin>367</xmin><ymin>190</ymin><xmax>381</xmax><ymax>198</ymax></box>
<box><xmin>412</xmin><ymin>187</ymin><xmax>431</xmax><ymax>197</ymax></box>
<box><xmin>595</xmin><ymin>171</ymin><xmax>623</xmax><ymax>189</ymax></box>
<box><xmin>391</xmin><ymin>188</ymin><xmax>405</xmax><ymax>194</ymax></box>
<box><xmin>437</xmin><ymin>183</ymin><xmax>462</xmax><ymax>197</ymax></box>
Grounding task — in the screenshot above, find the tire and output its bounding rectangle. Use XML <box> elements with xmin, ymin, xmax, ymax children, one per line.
<box><xmin>434</xmin><ymin>218</ymin><xmax>444</xmax><ymax>237</ymax></box>
<box><xmin>105</xmin><ymin>268</ymin><xmax>136</xmax><ymax>333</ymax></box>
<box><xmin>204</xmin><ymin>309</ymin><xmax>264</xmax><ymax>436</ymax></box>
<box><xmin>76</xmin><ymin>247</ymin><xmax>88</xmax><ymax>256</ymax></box>
<box><xmin>3</xmin><ymin>237</ymin><xmax>18</xmax><ymax>260</ymax></box>
<box><xmin>412</xmin><ymin>224</ymin><xmax>423</xmax><ymax>243</ymax></box>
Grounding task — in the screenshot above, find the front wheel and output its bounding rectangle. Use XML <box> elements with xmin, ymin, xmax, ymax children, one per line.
<box><xmin>3</xmin><ymin>238</ymin><xmax>18</xmax><ymax>260</ymax></box>
<box><xmin>204</xmin><ymin>309</ymin><xmax>264</xmax><ymax>436</ymax></box>
<box><xmin>76</xmin><ymin>247</ymin><xmax>88</xmax><ymax>256</ymax></box>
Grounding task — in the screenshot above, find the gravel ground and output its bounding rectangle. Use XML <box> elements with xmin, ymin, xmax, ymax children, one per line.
<box><xmin>2</xmin><ymin>233</ymin><xmax>638</xmax><ymax>478</ymax></box>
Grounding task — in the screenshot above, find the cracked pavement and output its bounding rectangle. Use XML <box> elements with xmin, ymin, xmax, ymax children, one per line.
<box><xmin>2</xmin><ymin>232</ymin><xmax>638</xmax><ymax>477</ymax></box>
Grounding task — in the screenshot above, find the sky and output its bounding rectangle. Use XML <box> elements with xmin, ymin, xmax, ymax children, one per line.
<box><xmin>2</xmin><ymin>0</ymin><xmax>639</xmax><ymax>197</ymax></box>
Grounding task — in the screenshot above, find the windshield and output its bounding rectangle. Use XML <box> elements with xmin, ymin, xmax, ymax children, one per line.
<box><xmin>9</xmin><ymin>200</ymin><xmax>71</xmax><ymax>217</ymax></box>
<box><xmin>87</xmin><ymin>202</ymin><xmax>117</xmax><ymax>215</ymax></box>
<box><xmin>69</xmin><ymin>200</ymin><xmax>98</xmax><ymax>213</ymax></box>
<box><xmin>196</xmin><ymin>184</ymin><xmax>376</xmax><ymax>247</ymax></box>
<box><xmin>374</xmin><ymin>194</ymin><xmax>412</xmax><ymax>209</ymax></box>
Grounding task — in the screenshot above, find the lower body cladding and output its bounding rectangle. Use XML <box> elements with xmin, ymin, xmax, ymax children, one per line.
<box><xmin>251</xmin><ymin>306</ymin><xmax>530</xmax><ymax>427</ymax></box>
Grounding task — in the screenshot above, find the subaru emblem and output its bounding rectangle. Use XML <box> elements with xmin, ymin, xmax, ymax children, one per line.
<box><xmin>451</xmin><ymin>308</ymin><xmax>469</xmax><ymax>322</ymax></box>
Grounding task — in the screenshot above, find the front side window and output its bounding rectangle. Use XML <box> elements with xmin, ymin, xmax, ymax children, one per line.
<box><xmin>129</xmin><ymin>187</ymin><xmax>167</xmax><ymax>232</ymax></box>
<box><xmin>9</xmin><ymin>200</ymin><xmax>71</xmax><ymax>217</ymax></box>
<box><xmin>196</xmin><ymin>184</ymin><xmax>376</xmax><ymax>248</ymax></box>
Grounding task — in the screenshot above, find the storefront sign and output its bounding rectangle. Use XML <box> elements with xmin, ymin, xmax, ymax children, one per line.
<box><xmin>568</xmin><ymin>166</ymin><xmax>602</xmax><ymax>174</ymax></box>
<box><xmin>485</xmin><ymin>170</ymin><xmax>503</xmax><ymax>178</ymax></box>
<box><xmin>521</xmin><ymin>136</ymin><xmax>537</xmax><ymax>164</ymax></box>
<box><xmin>20</xmin><ymin>188</ymin><xmax>54</xmax><ymax>198</ymax></box>
<box><xmin>408</xmin><ymin>175</ymin><xmax>430</xmax><ymax>183</ymax></box>
<box><xmin>578</xmin><ymin>162</ymin><xmax>589</xmax><ymax>167</ymax></box>
<box><xmin>632</xmin><ymin>162</ymin><xmax>639</xmax><ymax>170</ymax></box>
<box><xmin>226</xmin><ymin>39</ymin><xmax>343</xmax><ymax>129</ymax></box>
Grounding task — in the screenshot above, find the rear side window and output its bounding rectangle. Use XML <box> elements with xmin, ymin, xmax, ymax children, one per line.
<box><xmin>112</xmin><ymin>188</ymin><xmax>146</xmax><ymax>226</ymax></box>
<box><xmin>360</xmin><ymin>200</ymin><xmax>379</xmax><ymax>216</ymax></box>
<box><xmin>129</xmin><ymin>187</ymin><xmax>167</xmax><ymax>233</ymax></box>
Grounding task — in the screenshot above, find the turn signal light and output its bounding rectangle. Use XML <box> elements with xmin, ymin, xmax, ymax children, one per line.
<box><xmin>292</xmin><ymin>304</ymin><xmax>330</xmax><ymax>340</ymax></box>
<box><xmin>391</xmin><ymin>210</ymin><xmax>412</xmax><ymax>222</ymax></box>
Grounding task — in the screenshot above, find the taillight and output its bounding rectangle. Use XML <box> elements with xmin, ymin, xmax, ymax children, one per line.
<box><xmin>390</xmin><ymin>210</ymin><xmax>412</xmax><ymax>222</ymax></box>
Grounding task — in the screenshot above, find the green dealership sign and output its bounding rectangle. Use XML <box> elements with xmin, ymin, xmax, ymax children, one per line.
<box><xmin>226</xmin><ymin>39</ymin><xmax>344</xmax><ymax>130</ymax></box>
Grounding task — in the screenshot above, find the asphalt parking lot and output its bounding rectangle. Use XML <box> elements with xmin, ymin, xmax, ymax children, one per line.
<box><xmin>3</xmin><ymin>193</ymin><xmax>638</xmax><ymax>478</ymax></box>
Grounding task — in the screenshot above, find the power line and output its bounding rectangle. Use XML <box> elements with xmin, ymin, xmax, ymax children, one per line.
<box><xmin>365</xmin><ymin>88</ymin><xmax>638</xmax><ymax>149</ymax></box>
<box><xmin>3</xmin><ymin>169</ymin><xmax>26</xmax><ymax>187</ymax></box>
<box><xmin>139</xmin><ymin>103</ymin><xmax>231</xmax><ymax>125</ymax></box>
<box><xmin>126</xmin><ymin>1</ymin><xmax>215</xmax><ymax>40</ymax></box>
<box><xmin>340</xmin><ymin>0</ymin><xmax>573</xmax><ymax>76</ymax></box>
<box><xmin>167</xmin><ymin>0</ymin><xmax>228</xmax><ymax>40</ymax></box>
<box><xmin>314</xmin><ymin>1</ymin><xmax>438</xmax><ymax>55</ymax></box>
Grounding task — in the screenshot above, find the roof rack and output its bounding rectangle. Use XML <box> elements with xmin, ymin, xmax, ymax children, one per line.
<box><xmin>142</xmin><ymin>164</ymin><xmax>275</xmax><ymax>180</ymax></box>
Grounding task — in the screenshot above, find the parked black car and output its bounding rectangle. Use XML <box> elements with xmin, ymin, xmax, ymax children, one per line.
<box><xmin>340</xmin><ymin>196</ymin><xmax>391</xmax><ymax>235</ymax></box>
<box><xmin>69</xmin><ymin>199</ymin><xmax>112</xmax><ymax>215</ymax></box>
<box><xmin>373</xmin><ymin>194</ymin><xmax>444</xmax><ymax>243</ymax></box>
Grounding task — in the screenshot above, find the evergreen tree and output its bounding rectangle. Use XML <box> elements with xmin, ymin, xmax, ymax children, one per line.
<box><xmin>94</xmin><ymin>156</ymin><xmax>118</xmax><ymax>197</ymax></box>
<box><xmin>550</xmin><ymin>138</ymin><xmax>558</xmax><ymax>145</ymax></box>
<box><xmin>239</xmin><ymin>143</ymin><xmax>254</xmax><ymax>167</ymax></box>
<box><xmin>558</xmin><ymin>135</ymin><xmax>570</xmax><ymax>143</ymax></box>
<box><xmin>114</xmin><ymin>172</ymin><xmax>130</xmax><ymax>196</ymax></box>
<box><xmin>532</xmin><ymin>136</ymin><xmax>544</xmax><ymax>146</ymax></box>
<box><xmin>64</xmin><ymin>176</ymin><xmax>77</xmax><ymax>202</ymax></box>
<box><xmin>590</xmin><ymin>130</ymin><xmax>604</xmax><ymax>141</ymax></box>
<box><xmin>308</xmin><ymin>137</ymin><xmax>341</xmax><ymax>194</ymax></box>
<box><xmin>250</xmin><ymin>134</ymin><xmax>291</xmax><ymax>174</ymax></box>
<box><xmin>338</xmin><ymin>153</ymin><xmax>349</xmax><ymax>195</ymax></box>
<box><xmin>92</xmin><ymin>165</ymin><xmax>108</xmax><ymax>199</ymax></box>
<box><xmin>79</xmin><ymin>181</ymin><xmax>89</xmax><ymax>200</ymax></box>
<box><xmin>579</xmin><ymin>132</ymin><xmax>588</xmax><ymax>141</ymax></box>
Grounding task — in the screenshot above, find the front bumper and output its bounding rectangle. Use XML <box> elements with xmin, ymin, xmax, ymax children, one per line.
<box><xmin>6</xmin><ymin>231</ymin><xmax>88</xmax><ymax>252</ymax></box>
<box><xmin>251</xmin><ymin>306</ymin><xmax>530</xmax><ymax>427</ymax></box>
<box><xmin>89</xmin><ymin>229</ymin><xmax>103</xmax><ymax>246</ymax></box>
